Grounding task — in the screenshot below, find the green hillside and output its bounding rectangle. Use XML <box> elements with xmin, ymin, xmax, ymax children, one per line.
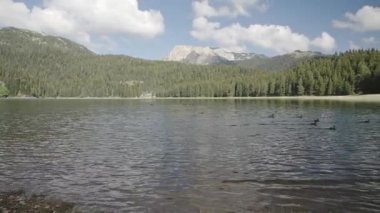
<box><xmin>0</xmin><ymin>27</ymin><xmax>93</xmax><ymax>55</ymax></box>
<box><xmin>0</xmin><ymin>27</ymin><xmax>379</xmax><ymax>97</ymax></box>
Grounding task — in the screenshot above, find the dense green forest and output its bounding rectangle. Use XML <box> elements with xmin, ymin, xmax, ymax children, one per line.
<box><xmin>0</xmin><ymin>27</ymin><xmax>379</xmax><ymax>97</ymax></box>
<box><xmin>0</xmin><ymin>81</ymin><xmax>9</xmax><ymax>97</ymax></box>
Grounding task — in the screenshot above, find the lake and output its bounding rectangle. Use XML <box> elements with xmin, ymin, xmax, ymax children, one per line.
<box><xmin>0</xmin><ymin>99</ymin><xmax>379</xmax><ymax>212</ymax></box>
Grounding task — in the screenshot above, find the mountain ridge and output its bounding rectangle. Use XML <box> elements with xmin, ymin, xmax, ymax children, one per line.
<box><xmin>165</xmin><ymin>45</ymin><xmax>324</xmax><ymax>71</ymax></box>
<box><xmin>0</xmin><ymin>27</ymin><xmax>93</xmax><ymax>55</ymax></box>
<box><xmin>165</xmin><ymin>45</ymin><xmax>266</xmax><ymax>65</ymax></box>
<box><xmin>0</xmin><ymin>26</ymin><xmax>323</xmax><ymax>72</ymax></box>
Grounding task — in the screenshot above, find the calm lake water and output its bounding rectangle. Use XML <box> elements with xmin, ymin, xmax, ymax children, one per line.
<box><xmin>0</xmin><ymin>99</ymin><xmax>379</xmax><ymax>212</ymax></box>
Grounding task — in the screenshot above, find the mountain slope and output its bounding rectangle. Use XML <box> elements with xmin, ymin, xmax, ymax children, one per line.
<box><xmin>0</xmin><ymin>27</ymin><xmax>93</xmax><ymax>55</ymax></box>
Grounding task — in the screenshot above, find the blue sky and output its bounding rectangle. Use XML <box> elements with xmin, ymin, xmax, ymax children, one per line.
<box><xmin>2</xmin><ymin>0</ymin><xmax>380</xmax><ymax>59</ymax></box>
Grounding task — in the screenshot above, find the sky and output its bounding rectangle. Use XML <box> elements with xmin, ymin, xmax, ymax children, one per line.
<box><xmin>0</xmin><ymin>0</ymin><xmax>379</xmax><ymax>59</ymax></box>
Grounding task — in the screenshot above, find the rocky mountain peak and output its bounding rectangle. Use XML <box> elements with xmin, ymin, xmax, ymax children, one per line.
<box><xmin>166</xmin><ymin>45</ymin><xmax>263</xmax><ymax>65</ymax></box>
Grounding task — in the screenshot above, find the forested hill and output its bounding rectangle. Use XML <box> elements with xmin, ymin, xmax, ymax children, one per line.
<box><xmin>0</xmin><ymin>27</ymin><xmax>93</xmax><ymax>55</ymax></box>
<box><xmin>0</xmin><ymin>27</ymin><xmax>379</xmax><ymax>98</ymax></box>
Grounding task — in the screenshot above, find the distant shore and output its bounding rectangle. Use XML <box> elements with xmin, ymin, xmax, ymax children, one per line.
<box><xmin>2</xmin><ymin>94</ymin><xmax>380</xmax><ymax>102</ymax></box>
<box><xmin>156</xmin><ymin>94</ymin><xmax>380</xmax><ymax>102</ymax></box>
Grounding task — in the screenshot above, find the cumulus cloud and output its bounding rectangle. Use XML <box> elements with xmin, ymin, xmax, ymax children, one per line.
<box><xmin>362</xmin><ymin>36</ymin><xmax>376</xmax><ymax>45</ymax></box>
<box><xmin>333</xmin><ymin>5</ymin><xmax>380</xmax><ymax>32</ymax></box>
<box><xmin>191</xmin><ymin>17</ymin><xmax>336</xmax><ymax>53</ymax></box>
<box><xmin>191</xmin><ymin>0</ymin><xmax>336</xmax><ymax>54</ymax></box>
<box><xmin>311</xmin><ymin>32</ymin><xmax>337</xmax><ymax>52</ymax></box>
<box><xmin>0</xmin><ymin>0</ymin><xmax>164</xmax><ymax>50</ymax></box>
<box><xmin>193</xmin><ymin>0</ymin><xmax>268</xmax><ymax>18</ymax></box>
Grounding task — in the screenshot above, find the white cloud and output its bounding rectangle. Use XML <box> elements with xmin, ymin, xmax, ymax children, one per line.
<box><xmin>193</xmin><ymin>0</ymin><xmax>268</xmax><ymax>18</ymax></box>
<box><xmin>362</xmin><ymin>36</ymin><xmax>376</xmax><ymax>45</ymax></box>
<box><xmin>191</xmin><ymin>17</ymin><xmax>336</xmax><ymax>53</ymax></box>
<box><xmin>191</xmin><ymin>0</ymin><xmax>336</xmax><ymax>54</ymax></box>
<box><xmin>0</xmin><ymin>0</ymin><xmax>164</xmax><ymax>51</ymax></box>
<box><xmin>333</xmin><ymin>5</ymin><xmax>380</xmax><ymax>32</ymax></box>
<box><xmin>233</xmin><ymin>0</ymin><xmax>269</xmax><ymax>13</ymax></box>
<box><xmin>349</xmin><ymin>41</ymin><xmax>360</xmax><ymax>50</ymax></box>
<box><xmin>311</xmin><ymin>32</ymin><xmax>337</xmax><ymax>52</ymax></box>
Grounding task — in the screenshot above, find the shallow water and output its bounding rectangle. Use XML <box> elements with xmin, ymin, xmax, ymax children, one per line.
<box><xmin>0</xmin><ymin>99</ymin><xmax>379</xmax><ymax>212</ymax></box>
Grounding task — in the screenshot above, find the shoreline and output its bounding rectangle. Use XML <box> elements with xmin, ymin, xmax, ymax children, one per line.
<box><xmin>2</xmin><ymin>94</ymin><xmax>380</xmax><ymax>102</ymax></box>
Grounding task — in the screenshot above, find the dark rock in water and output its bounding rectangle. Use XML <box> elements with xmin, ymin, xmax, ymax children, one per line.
<box><xmin>0</xmin><ymin>190</ymin><xmax>78</xmax><ymax>213</ymax></box>
<box><xmin>310</xmin><ymin>118</ymin><xmax>320</xmax><ymax>126</ymax></box>
<box><xmin>328</xmin><ymin>125</ymin><xmax>336</xmax><ymax>130</ymax></box>
<box><xmin>359</xmin><ymin>119</ymin><xmax>370</xmax><ymax>123</ymax></box>
<box><xmin>310</xmin><ymin>121</ymin><xmax>318</xmax><ymax>126</ymax></box>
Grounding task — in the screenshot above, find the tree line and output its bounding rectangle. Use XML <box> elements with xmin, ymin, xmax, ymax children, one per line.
<box><xmin>0</xmin><ymin>42</ymin><xmax>379</xmax><ymax>98</ymax></box>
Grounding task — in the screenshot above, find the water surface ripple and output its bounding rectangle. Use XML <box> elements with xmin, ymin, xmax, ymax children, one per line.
<box><xmin>0</xmin><ymin>99</ymin><xmax>379</xmax><ymax>212</ymax></box>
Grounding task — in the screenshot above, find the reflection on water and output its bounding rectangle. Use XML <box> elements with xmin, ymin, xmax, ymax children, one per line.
<box><xmin>0</xmin><ymin>99</ymin><xmax>379</xmax><ymax>212</ymax></box>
